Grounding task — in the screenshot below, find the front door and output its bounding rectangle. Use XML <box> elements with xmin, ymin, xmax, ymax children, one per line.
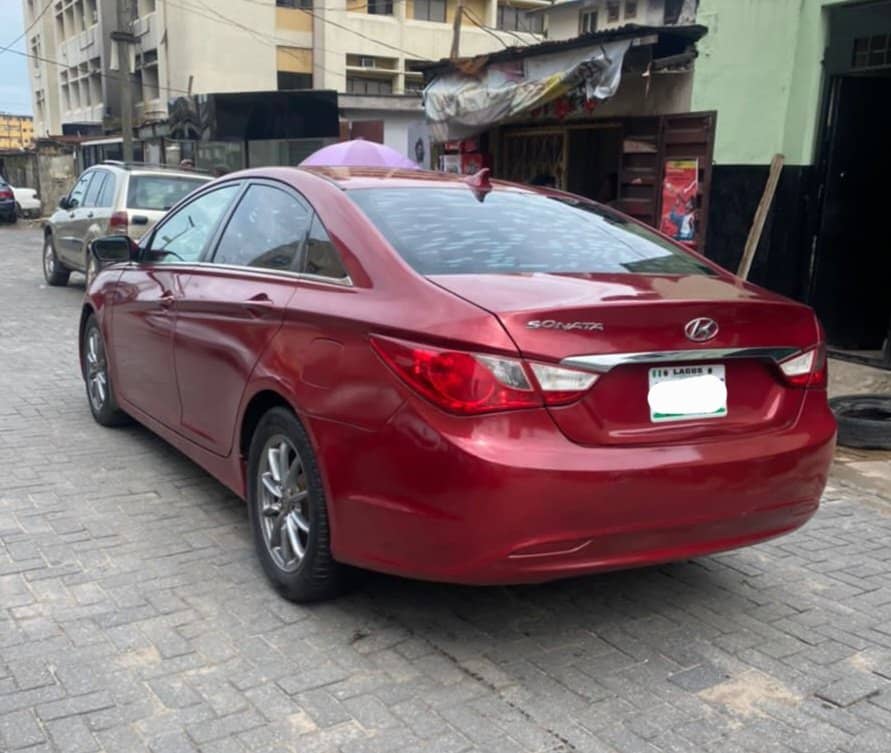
<box><xmin>811</xmin><ymin>75</ymin><xmax>891</xmax><ymax>352</ymax></box>
<box><xmin>110</xmin><ymin>183</ymin><xmax>242</xmax><ymax>428</ymax></box>
<box><xmin>173</xmin><ymin>182</ymin><xmax>310</xmax><ymax>455</ymax></box>
<box><xmin>56</xmin><ymin>171</ymin><xmax>94</xmax><ymax>266</ymax></box>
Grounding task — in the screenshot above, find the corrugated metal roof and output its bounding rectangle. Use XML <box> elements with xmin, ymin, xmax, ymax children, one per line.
<box><xmin>419</xmin><ymin>23</ymin><xmax>707</xmax><ymax>78</ymax></box>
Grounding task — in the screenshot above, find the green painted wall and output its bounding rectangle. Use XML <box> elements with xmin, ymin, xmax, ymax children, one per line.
<box><xmin>692</xmin><ymin>0</ymin><xmax>848</xmax><ymax>166</ymax></box>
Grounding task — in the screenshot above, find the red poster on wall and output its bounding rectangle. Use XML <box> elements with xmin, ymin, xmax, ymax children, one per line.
<box><xmin>659</xmin><ymin>159</ymin><xmax>698</xmax><ymax>243</ymax></box>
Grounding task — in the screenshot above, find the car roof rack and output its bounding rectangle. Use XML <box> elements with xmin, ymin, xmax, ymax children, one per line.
<box><xmin>100</xmin><ymin>160</ymin><xmax>211</xmax><ymax>174</ymax></box>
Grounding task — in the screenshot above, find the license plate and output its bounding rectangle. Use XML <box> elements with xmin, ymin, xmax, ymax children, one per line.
<box><xmin>648</xmin><ymin>364</ymin><xmax>727</xmax><ymax>423</ymax></box>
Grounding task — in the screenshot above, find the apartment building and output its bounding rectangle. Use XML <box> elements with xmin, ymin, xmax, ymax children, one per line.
<box><xmin>23</xmin><ymin>0</ymin><xmax>543</xmax><ymax>139</ymax></box>
<box><xmin>0</xmin><ymin>114</ymin><xmax>35</xmax><ymax>149</ymax></box>
<box><xmin>533</xmin><ymin>0</ymin><xmax>697</xmax><ymax>40</ymax></box>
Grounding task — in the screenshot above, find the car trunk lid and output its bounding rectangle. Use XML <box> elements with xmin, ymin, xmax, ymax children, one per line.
<box><xmin>429</xmin><ymin>272</ymin><xmax>820</xmax><ymax>446</ymax></box>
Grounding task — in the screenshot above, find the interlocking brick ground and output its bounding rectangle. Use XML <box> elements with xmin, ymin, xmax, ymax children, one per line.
<box><xmin>1</xmin><ymin>224</ymin><xmax>890</xmax><ymax>753</ymax></box>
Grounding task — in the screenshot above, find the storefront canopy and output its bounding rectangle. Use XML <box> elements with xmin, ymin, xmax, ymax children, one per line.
<box><xmin>421</xmin><ymin>24</ymin><xmax>707</xmax><ymax>141</ymax></box>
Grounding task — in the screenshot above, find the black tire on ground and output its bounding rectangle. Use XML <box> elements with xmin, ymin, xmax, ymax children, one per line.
<box><xmin>43</xmin><ymin>233</ymin><xmax>70</xmax><ymax>286</ymax></box>
<box><xmin>829</xmin><ymin>394</ymin><xmax>891</xmax><ymax>450</ymax></box>
<box><xmin>247</xmin><ymin>407</ymin><xmax>345</xmax><ymax>602</ymax></box>
<box><xmin>81</xmin><ymin>314</ymin><xmax>130</xmax><ymax>427</ymax></box>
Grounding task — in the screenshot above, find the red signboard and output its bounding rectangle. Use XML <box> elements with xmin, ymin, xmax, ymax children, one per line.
<box><xmin>659</xmin><ymin>159</ymin><xmax>698</xmax><ymax>243</ymax></box>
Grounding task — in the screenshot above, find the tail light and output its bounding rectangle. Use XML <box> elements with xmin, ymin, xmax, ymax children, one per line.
<box><xmin>109</xmin><ymin>211</ymin><xmax>129</xmax><ymax>232</ymax></box>
<box><xmin>779</xmin><ymin>345</ymin><xmax>827</xmax><ymax>388</ymax></box>
<box><xmin>370</xmin><ymin>336</ymin><xmax>598</xmax><ymax>415</ymax></box>
<box><xmin>0</xmin><ymin>189</ymin><xmax>12</xmax><ymax>200</ymax></box>
<box><xmin>528</xmin><ymin>362</ymin><xmax>599</xmax><ymax>405</ymax></box>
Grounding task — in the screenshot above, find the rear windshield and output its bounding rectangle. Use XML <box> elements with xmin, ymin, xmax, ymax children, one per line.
<box><xmin>127</xmin><ymin>175</ymin><xmax>209</xmax><ymax>211</ymax></box>
<box><xmin>348</xmin><ymin>187</ymin><xmax>713</xmax><ymax>276</ymax></box>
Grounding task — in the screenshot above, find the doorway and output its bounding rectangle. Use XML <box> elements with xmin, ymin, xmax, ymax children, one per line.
<box><xmin>810</xmin><ymin>2</ymin><xmax>891</xmax><ymax>367</ymax></box>
<box><xmin>811</xmin><ymin>74</ymin><xmax>891</xmax><ymax>363</ymax></box>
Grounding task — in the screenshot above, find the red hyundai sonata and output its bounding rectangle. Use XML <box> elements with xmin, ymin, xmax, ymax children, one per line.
<box><xmin>80</xmin><ymin>167</ymin><xmax>836</xmax><ymax>601</ymax></box>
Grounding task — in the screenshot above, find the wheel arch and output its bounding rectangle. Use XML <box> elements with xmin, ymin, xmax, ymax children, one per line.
<box><xmin>239</xmin><ymin>389</ymin><xmax>298</xmax><ymax>462</ymax></box>
<box><xmin>237</xmin><ymin>389</ymin><xmax>340</xmax><ymax>541</ymax></box>
<box><xmin>77</xmin><ymin>303</ymin><xmax>96</xmax><ymax>373</ymax></box>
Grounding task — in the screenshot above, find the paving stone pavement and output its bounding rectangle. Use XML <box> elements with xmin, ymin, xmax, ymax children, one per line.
<box><xmin>1</xmin><ymin>224</ymin><xmax>890</xmax><ymax>753</ymax></box>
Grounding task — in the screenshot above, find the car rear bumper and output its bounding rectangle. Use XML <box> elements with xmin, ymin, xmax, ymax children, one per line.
<box><xmin>0</xmin><ymin>199</ymin><xmax>15</xmax><ymax>217</ymax></box>
<box><xmin>321</xmin><ymin>390</ymin><xmax>836</xmax><ymax>585</ymax></box>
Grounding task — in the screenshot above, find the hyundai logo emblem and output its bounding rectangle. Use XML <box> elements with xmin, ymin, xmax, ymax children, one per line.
<box><xmin>684</xmin><ymin>317</ymin><xmax>719</xmax><ymax>342</ymax></box>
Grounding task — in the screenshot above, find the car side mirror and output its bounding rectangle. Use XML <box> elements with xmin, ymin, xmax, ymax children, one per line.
<box><xmin>91</xmin><ymin>235</ymin><xmax>137</xmax><ymax>264</ymax></box>
<box><xmin>59</xmin><ymin>196</ymin><xmax>70</xmax><ymax>210</ymax></box>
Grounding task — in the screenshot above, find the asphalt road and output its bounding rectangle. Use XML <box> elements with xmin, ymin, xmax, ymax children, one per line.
<box><xmin>1</xmin><ymin>223</ymin><xmax>890</xmax><ymax>753</ymax></box>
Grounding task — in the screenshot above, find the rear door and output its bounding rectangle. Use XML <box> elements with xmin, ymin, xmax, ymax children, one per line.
<box><xmin>172</xmin><ymin>181</ymin><xmax>309</xmax><ymax>455</ymax></box>
<box><xmin>79</xmin><ymin>169</ymin><xmax>116</xmax><ymax>265</ymax></box>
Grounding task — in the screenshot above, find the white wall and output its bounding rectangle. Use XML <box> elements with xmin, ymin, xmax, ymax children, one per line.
<box><xmin>547</xmin><ymin>0</ymin><xmax>670</xmax><ymax>41</ymax></box>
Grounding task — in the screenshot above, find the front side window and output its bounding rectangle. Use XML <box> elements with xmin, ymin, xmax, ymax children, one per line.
<box><xmin>67</xmin><ymin>171</ymin><xmax>94</xmax><ymax>208</ymax></box>
<box><xmin>146</xmin><ymin>184</ymin><xmax>240</xmax><ymax>264</ymax></box>
<box><xmin>212</xmin><ymin>184</ymin><xmax>310</xmax><ymax>270</ymax></box>
<box><xmin>304</xmin><ymin>214</ymin><xmax>349</xmax><ymax>281</ymax></box>
<box><xmin>348</xmin><ymin>187</ymin><xmax>713</xmax><ymax>276</ymax></box>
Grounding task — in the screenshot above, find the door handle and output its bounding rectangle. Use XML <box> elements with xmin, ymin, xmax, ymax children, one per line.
<box><xmin>159</xmin><ymin>291</ymin><xmax>175</xmax><ymax>308</ymax></box>
<box><xmin>244</xmin><ymin>292</ymin><xmax>274</xmax><ymax>318</ymax></box>
<box><xmin>87</xmin><ymin>212</ymin><xmax>94</xmax><ymax>219</ymax></box>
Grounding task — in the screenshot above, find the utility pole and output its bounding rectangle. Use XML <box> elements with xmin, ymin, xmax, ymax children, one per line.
<box><xmin>450</xmin><ymin>0</ymin><xmax>464</xmax><ymax>59</ymax></box>
<box><xmin>112</xmin><ymin>0</ymin><xmax>137</xmax><ymax>162</ymax></box>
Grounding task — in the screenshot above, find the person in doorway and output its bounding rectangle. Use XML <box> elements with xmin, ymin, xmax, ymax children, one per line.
<box><xmin>414</xmin><ymin>138</ymin><xmax>426</xmax><ymax>167</ymax></box>
<box><xmin>179</xmin><ymin>158</ymin><xmax>195</xmax><ymax>170</ymax></box>
<box><xmin>529</xmin><ymin>173</ymin><xmax>556</xmax><ymax>188</ymax></box>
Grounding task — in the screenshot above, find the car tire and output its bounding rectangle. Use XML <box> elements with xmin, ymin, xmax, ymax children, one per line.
<box><xmin>830</xmin><ymin>394</ymin><xmax>891</xmax><ymax>450</ymax></box>
<box><xmin>247</xmin><ymin>407</ymin><xmax>345</xmax><ymax>602</ymax></box>
<box><xmin>81</xmin><ymin>314</ymin><xmax>130</xmax><ymax>427</ymax></box>
<box><xmin>43</xmin><ymin>233</ymin><xmax>70</xmax><ymax>286</ymax></box>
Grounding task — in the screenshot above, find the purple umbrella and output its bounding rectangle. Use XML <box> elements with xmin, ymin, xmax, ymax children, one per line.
<box><xmin>300</xmin><ymin>139</ymin><xmax>419</xmax><ymax>169</ymax></box>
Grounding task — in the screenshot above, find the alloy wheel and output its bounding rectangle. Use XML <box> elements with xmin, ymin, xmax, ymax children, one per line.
<box><xmin>257</xmin><ymin>435</ymin><xmax>311</xmax><ymax>573</ymax></box>
<box><xmin>43</xmin><ymin>239</ymin><xmax>55</xmax><ymax>278</ymax></box>
<box><xmin>84</xmin><ymin>328</ymin><xmax>108</xmax><ymax>412</ymax></box>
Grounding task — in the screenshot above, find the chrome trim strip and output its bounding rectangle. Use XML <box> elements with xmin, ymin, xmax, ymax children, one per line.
<box><xmin>133</xmin><ymin>260</ymin><xmax>353</xmax><ymax>288</ymax></box>
<box><xmin>561</xmin><ymin>347</ymin><xmax>801</xmax><ymax>374</ymax></box>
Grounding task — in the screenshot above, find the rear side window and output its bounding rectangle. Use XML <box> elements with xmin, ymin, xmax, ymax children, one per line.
<box><xmin>82</xmin><ymin>170</ymin><xmax>108</xmax><ymax>207</ymax></box>
<box><xmin>127</xmin><ymin>175</ymin><xmax>209</xmax><ymax>211</ymax></box>
<box><xmin>304</xmin><ymin>214</ymin><xmax>349</xmax><ymax>281</ymax></box>
<box><xmin>213</xmin><ymin>184</ymin><xmax>310</xmax><ymax>270</ymax></box>
<box><xmin>97</xmin><ymin>173</ymin><xmax>117</xmax><ymax>207</ymax></box>
<box><xmin>348</xmin><ymin>188</ymin><xmax>713</xmax><ymax>276</ymax></box>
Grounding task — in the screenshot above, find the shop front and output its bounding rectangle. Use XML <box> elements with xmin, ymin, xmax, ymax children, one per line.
<box><xmin>423</xmin><ymin>24</ymin><xmax>715</xmax><ymax>250</ymax></box>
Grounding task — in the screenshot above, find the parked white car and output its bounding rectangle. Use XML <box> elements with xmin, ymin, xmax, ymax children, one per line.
<box><xmin>12</xmin><ymin>186</ymin><xmax>41</xmax><ymax>218</ymax></box>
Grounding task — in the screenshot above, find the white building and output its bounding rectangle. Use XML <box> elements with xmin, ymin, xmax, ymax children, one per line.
<box><xmin>22</xmin><ymin>0</ymin><xmax>545</xmax><ymax>151</ymax></box>
<box><xmin>532</xmin><ymin>0</ymin><xmax>697</xmax><ymax>41</ymax></box>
